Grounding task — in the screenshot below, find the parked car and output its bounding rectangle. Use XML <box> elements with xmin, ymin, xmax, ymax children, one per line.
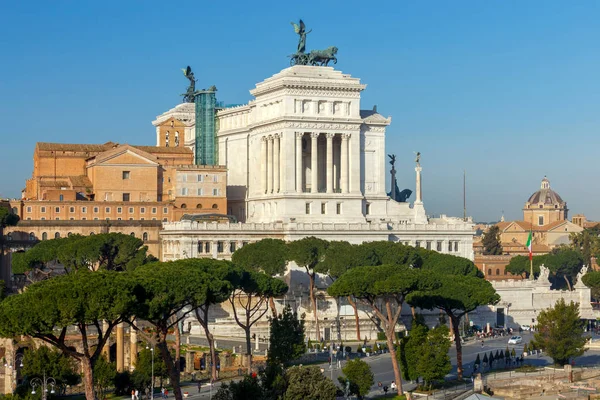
<box><xmin>520</xmin><ymin>324</ymin><xmax>531</xmax><ymax>331</ymax></box>
<box><xmin>508</xmin><ymin>336</ymin><xmax>522</xmax><ymax>344</ymax></box>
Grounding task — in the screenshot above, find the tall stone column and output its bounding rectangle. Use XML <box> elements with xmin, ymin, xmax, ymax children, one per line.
<box><xmin>267</xmin><ymin>136</ymin><xmax>273</xmax><ymax>194</ymax></box>
<box><xmin>102</xmin><ymin>320</ymin><xmax>110</xmax><ymax>361</ymax></box>
<box><xmin>295</xmin><ymin>133</ymin><xmax>303</xmax><ymax>193</ymax></box>
<box><xmin>116</xmin><ymin>323</ymin><xmax>124</xmax><ymax>372</ymax></box>
<box><xmin>311</xmin><ymin>133</ymin><xmax>319</xmax><ymax>193</ymax></box>
<box><xmin>129</xmin><ymin>328</ymin><xmax>137</xmax><ymax>371</ymax></box>
<box><xmin>274</xmin><ymin>134</ymin><xmax>280</xmax><ymax>193</ymax></box>
<box><xmin>326</xmin><ymin>133</ymin><xmax>334</xmax><ymax>193</ymax></box>
<box><xmin>415</xmin><ymin>166</ymin><xmax>422</xmax><ymax>203</ymax></box>
<box><xmin>341</xmin><ymin>134</ymin><xmax>349</xmax><ymax>193</ymax></box>
<box><xmin>261</xmin><ymin>137</ymin><xmax>267</xmax><ymax>194</ymax></box>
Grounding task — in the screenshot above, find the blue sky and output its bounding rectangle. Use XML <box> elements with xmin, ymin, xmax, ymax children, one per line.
<box><xmin>1</xmin><ymin>1</ymin><xmax>598</xmax><ymax>222</ymax></box>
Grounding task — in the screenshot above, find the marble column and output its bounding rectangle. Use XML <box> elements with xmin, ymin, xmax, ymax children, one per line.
<box><xmin>261</xmin><ymin>137</ymin><xmax>267</xmax><ymax>194</ymax></box>
<box><xmin>267</xmin><ymin>136</ymin><xmax>273</xmax><ymax>194</ymax></box>
<box><xmin>274</xmin><ymin>134</ymin><xmax>280</xmax><ymax>193</ymax></box>
<box><xmin>295</xmin><ymin>133</ymin><xmax>303</xmax><ymax>193</ymax></box>
<box><xmin>310</xmin><ymin>133</ymin><xmax>319</xmax><ymax>193</ymax></box>
<box><xmin>341</xmin><ymin>134</ymin><xmax>349</xmax><ymax>194</ymax></box>
<box><xmin>415</xmin><ymin>166</ymin><xmax>423</xmax><ymax>203</ymax></box>
<box><xmin>116</xmin><ymin>323</ymin><xmax>124</xmax><ymax>372</ymax></box>
<box><xmin>129</xmin><ymin>327</ymin><xmax>137</xmax><ymax>371</ymax></box>
<box><xmin>102</xmin><ymin>320</ymin><xmax>110</xmax><ymax>361</ymax></box>
<box><xmin>326</xmin><ymin>133</ymin><xmax>334</xmax><ymax>193</ymax></box>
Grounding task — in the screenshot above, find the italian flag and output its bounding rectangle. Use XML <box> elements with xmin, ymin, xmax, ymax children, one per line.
<box><xmin>526</xmin><ymin>231</ymin><xmax>533</xmax><ymax>261</ymax></box>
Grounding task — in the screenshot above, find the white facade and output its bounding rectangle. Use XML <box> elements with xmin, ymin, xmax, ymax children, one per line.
<box><xmin>156</xmin><ymin>65</ymin><xmax>474</xmax><ymax>261</ymax></box>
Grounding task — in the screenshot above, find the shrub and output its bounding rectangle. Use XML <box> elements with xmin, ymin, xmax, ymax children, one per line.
<box><xmin>344</xmin><ymin>346</ymin><xmax>351</xmax><ymax>354</ymax></box>
<box><xmin>377</xmin><ymin>331</ymin><xmax>387</xmax><ymax>341</ymax></box>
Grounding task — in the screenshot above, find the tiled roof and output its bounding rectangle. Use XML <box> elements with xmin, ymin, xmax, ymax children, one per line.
<box><xmin>68</xmin><ymin>176</ymin><xmax>92</xmax><ymax>187</ymax></box>
<box><xmin>134</xmin><ymin>145</ymin><xmax>192</xmax><ymax>154</ymax></box>
<box><xmin>37</xmin><ymin>142</ymin><xmax>116</xmax><ymax>152</ymax></box>
<box><xmin>92</xmin><ymin>144</ymin><xmax>158</xmax><ymax>165</ymax></box>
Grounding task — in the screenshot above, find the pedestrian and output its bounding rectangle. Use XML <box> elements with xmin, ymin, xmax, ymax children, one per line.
<box><xmin>197</xmin><ymin>382</ymin><xmax>201</xmax><ymax>393</ymax></box>
<box><xmin>131</xmin><ymin>390</ymin><xmax>135</xmax><ymax>400</ymax></box>
<box><xmin>161</xmin><ymin>387</ymin><xmax>165</xmax><ymax>399</ymax></box>
<box><xmin>164</xmin><ymin>389</ymin><xmax>168</xmax><ymax>399</ymax></box>
<box><xmin>391</xmin><ymin>381</ymin><xmax>396</xmax><ymax>391</ymax></box>
<box><xmin>135</xmin><ymin>389</ymin><xmax>139</xmax><ymax>400</ymax></box>
<box><xmin>383</xmin><ymin>385</ymin><xmax>388</xmax><ymax>394</ymax></box>
<box><xmin>481</xmin><ymin>340</ymin><xmax>484</xmax><ymax>348</ymax></box>
<box><xmin>378</xmin><ymin>381</ymin><xmax>382</xmax><ymax>392</ymax></box>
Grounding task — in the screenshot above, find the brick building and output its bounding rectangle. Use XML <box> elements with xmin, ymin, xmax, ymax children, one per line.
<box><xmin>6</xmin><ymin>141</ymin><xmax>228</xmax><ymax>258</ymax></box>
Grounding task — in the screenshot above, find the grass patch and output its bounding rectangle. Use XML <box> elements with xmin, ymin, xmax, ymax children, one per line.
<box><xmin>515</xmin><ymin>364</ymin><xmax>540</xmax><ymax>373</ymax></box>
<box><xmin>371</xmin><ymin>394</ymin><xmax>406</xmax><ymax>399</ymax></box>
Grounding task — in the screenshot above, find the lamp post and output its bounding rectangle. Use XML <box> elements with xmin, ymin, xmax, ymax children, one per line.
<box><xmin>146</xmin><ymin>344</ymin><xmax>154</xmax><ymax>400</ymax></box>
<box><xmin>4</xmin><ymin>353</ymin><xmax>24</xmax><ymax>391</ymax></box>
<box><xmin>30</xmin><ymin>371</ymin><xmax>56</xmax><ymax>400</ymax></box>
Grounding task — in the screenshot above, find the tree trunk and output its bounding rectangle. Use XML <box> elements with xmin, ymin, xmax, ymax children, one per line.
<box><xmin>385</xmin><ymin>327</ymin><xmax>403</xmax><ymax>396</ymax></box>
<box><xmin>308</xmin><ymin>272</ymin><xmax>321</xmax><ymax>341</ymax></box>
<box><xmin>564</xmin><ymin>275</ymin><xmax>572</xmax><ymax>291</ymax></box>
<box><xmin>450</xmin><ymin>314</ymin><xmax>464</xmax><ymax>380</ymax></box>
<box><xmin>196</xmin><ymin>308</ymin><xmax>218</xmax><ymax>382</ymax></box>
<box><xmin>81</xmin><ymin>357</ymin><xmax>95</xmax><ymax>400</ymax></box>
<box><xmin>244</xmin><ymin>326</ymin><xmax>252</xmax><ymax>374</ymax></box>
<box><xmin>347</xmin><ymin>296</ymin><xmax>361</xmax><ymax>341</ymax></box>
<box><xmin>175</xmin><ymin>323</ymin><xmax>181</xmax><ymax>373</ymax></box>
<box><xmin>157</xmin><ymin>338</ymin><xmax>182</xmax><ymax>400</ymax></box>
<box><xmin>269</xmin><ymin>297</ymin><xmax>278</xmax><ymax>317</ymax></box>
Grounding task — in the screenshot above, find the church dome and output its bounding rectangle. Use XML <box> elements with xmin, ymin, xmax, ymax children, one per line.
<box><xmin>526</xmin><ymin>176</ymin><xmax>564</xmax><ymax>206</ymax></box>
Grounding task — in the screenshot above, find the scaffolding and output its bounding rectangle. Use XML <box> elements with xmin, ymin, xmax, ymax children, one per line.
<box><xmin>194</xmin><ymin>90</ymin><xmax>217</xmax><ymax>165</ymax></box>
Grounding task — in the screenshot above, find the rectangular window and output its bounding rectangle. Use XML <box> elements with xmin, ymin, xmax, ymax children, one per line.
<box><xmin>213</xmin><ymin>188</ymin><xmax>218</xmax><ymax>196</ymax></box>
<box><xmin>41</xmin><ymin>217</ymin><xmax>46</xmax><ymax>220</ymax></box>
<box><xmin>163</xmin><ymin>207</ymin><xmax>168</xmax><ymax>213</ymax></box>
<box><xmin>437</xmin><ymin>241</ymin><xmax>443</xmax><ymax>251</ymax></box>
<box><xmin>197</xmin><ymin>174</ymin><xmax>203</xmax><ymax>182</ymax></box>
<box><xmin>123</xmin><ymin>193</ymin><xmax>130</xmax><ymax>202</ymax></box>
<box><xmin>152</xmin><ymin>207</ymin><xmax>157</xmax><ymax>214</ymax></box>
<box><xmin>426</xmin><ymin>241</ymin><xmax>432</xmax><ymax>250</ymax></box>
<box><xmin>181</xmin><ymin>188</ymin><xmax>188</xmax><ymax>196</ymax></box>
<box><xmin>117</xmin><ymin>207</ymin><xmax>122</xmax><ymax>214</ymax></box>
<box><xmin>230</xmin><ymin>242</ymin><xmax>236</xmax><ymax>253</ymax></box>
<box><xmin>336</xmin><ymin>203</ymin><xmax>341</xmax><ymax>215</ymax></box>
<box><xmin>321</xmin><ymin>202</ymin><xmax>326</xmax><ymax>214</ymax></box>
<box><xmin>122</xmin><ymin>171</ymin><xmax>130</xmax><ymax>179</ymax></box>
<box><xmin>26</xmin><ymin>206</ymin><xmax>32</xmax><ymax>213</ymax></box>
<box><xmin>94</xmin><ymin>207</ymin><xmax>99</xmax><ymax>213</ymax></box>
<box><xmin>82</xmin><ymin>207</ymin><xmax>87</xmax><ymax>213</ymax></box>
<box><xmin>205</xmin><ymin>242</ymin><xmax>211</xmax><ymax>253</ymax></box>
<box><xmin>197</xmin><ymin>188</ymin><xmax>203</xmax><ymax>196</ymax></box>
<box><xmin>82</xmin><ymin>217</ymin><xmax>86</xmax><ymax>220</ymax></box>
<box><xmin>538</xmin><ymin>215</ymin><xmax>544</xmax><ymax>226</ymax></box>
<box><xmin>213</xmin><ymin>175</ymin><xmax>218</xmax><ymax>183</ymax></box>
<box><xmin>105</xmin><ymin>207</ymin><xmax>110</xmax><ymax>213</ymax></box>
<box><xmin>55</xmin><ymin>217</ymin><xmax>60</xmax><ymax>220</ymax></box>
<box><xmin>305</xmin><ymin>202</ymin><xmax>311</xmax><ymax>214</ymax></box>
<box><xmin>415</xmin><ymin>241</ymin><xmax>421</xmax><ymax>248</ymax></box>
<box><xmin>140</xmin><ymin>207</ymin><xmax>146</xmax><ymax>214</ymax></box>
<box><xmin>454</xmin><ymin>241</ymin><xmax>459</xmax><ymax>252</ymax></box>
<box><xmin>197</xmin><ymin>241</ymin><xmax>203</xmax><ymax>253</ymax></box>
<box><xmin>69</xmin><ymin>207</ymin><xmax>75</xmax><ymax>213</ymax></box>
<box><xmin>217</xmin><ymin>241</ymin><xmax>224</xmax><ymax>253</ymax></box>
<box><xmin>41</xmin><ymin>207</ymin><xmax>46</xmax><ymax>213</ymax></box>
<box><xmin>448</xmin><ymin>241</ymin><xmax>452</xmax><ymax>252</ymax></box>
<box><xmin>365</xmin><ymin>203</ymin><xmax>371</xmax><ymax>215</ymax></box>
<box><xmin>129</xmin><ymin>207</ymin><xmax>134</xmax><ymax>213</ymax></box>
<box><xmin>94</xmin><ymin>217</ymin><xmax>99</xmax><ymax>220</ymax></box>
<box><xmin>55</xmin><ymin>207</ymin><xmax>60</xmax><ymax>213</ymax></box>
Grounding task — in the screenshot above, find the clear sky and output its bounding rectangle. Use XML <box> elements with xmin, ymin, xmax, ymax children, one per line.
<box><xmin>1</xmin><ymin>1</ymin><xmax>598</xmax><ymax>222</ymax></box>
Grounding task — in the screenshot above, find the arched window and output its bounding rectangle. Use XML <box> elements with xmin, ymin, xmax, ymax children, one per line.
<box><xmin>67</xmin><ymin>232</ymin><xmax>72</xmax><ymax>237</ymax></box>
<box><xmin>89</xmin><ymin>232</ymin><xmax>95</xmax><ymax>235</ymax></box>
<box><xmin>181</xmin><ymin>204</ymin><xmax>187</xmax><ymax>209</ymax></box>
<box><xmin>42</xmin><ymin>232</ymin><xmax>48</xmax><ymax>240</ymax></box>
<box><xmin>165</xmin><ymin>131</ymin><xmax>170</xmax><ymax>147</ymax></box>
<box><xmin>55</xmin><ymin>232</ymin><xmax>61</xmax><ymax>239</ymax></box>
<box><xmin>487</xmin><ymin>268</ymin><xmax>492</xmax><ymax>276</ymax></box>
<box><xmin>175</xmin><ymin>131</ymin><xmax>180</xmax><ymax>146</ymax></box>
<box><xmin>29</xmin><ymin>232</ymin><xmax>35</xmax><ymax>241</ymax></box>
<box><xmin>196</xmin><ymin>204</ymin><xmax>202</xmax><ymax>209</ymax></box>
<box><xmin>496</xmin><ymin>268</ymin><xmax>500</xmax><ymax>275</ymax></box>
<box><xmin>142</xmin><ymin>232</ymin><xmax>148</xmax><ymax>241</ymax></box>
<box><xmin>212</xmin><ymin>204</ymin><xmax>218</xmax><ymax>209</ymax></box>
<box><xmin>130</xmin><ymin>232</ymin><xmax>135</xmax><ymax>237</ymax></box>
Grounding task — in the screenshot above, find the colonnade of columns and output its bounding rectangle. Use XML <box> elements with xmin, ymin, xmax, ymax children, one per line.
<box><xmin>260</xmin><ymin>132</ymin><xmax>351</xmax><ymax>195</ymax></box>
<box><xmin>261</xmin><ymin>134</ymin><xmax>283</xmax><ymax>194</ymax></box>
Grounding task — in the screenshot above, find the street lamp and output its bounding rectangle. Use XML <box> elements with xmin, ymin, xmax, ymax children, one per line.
<box><xmin>4</xmin><ymin>354</ymin><xmax>24</xmax><ymax>391</ymax></box>
<box><xmin>30</xmin><ymin>371</ymin><xmax>56</xmax><ymax>400</ymax></box>
<box><xmin>146</xmin><ymin>344</ymin><xmax>155</xmax><ymax>400</ymax></box>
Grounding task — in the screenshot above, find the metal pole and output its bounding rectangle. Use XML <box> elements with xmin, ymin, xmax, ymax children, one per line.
<box><xmin>151</xmin><ymin>347</ymin><xmax>154</xmax><ymax>400</ymax></box>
